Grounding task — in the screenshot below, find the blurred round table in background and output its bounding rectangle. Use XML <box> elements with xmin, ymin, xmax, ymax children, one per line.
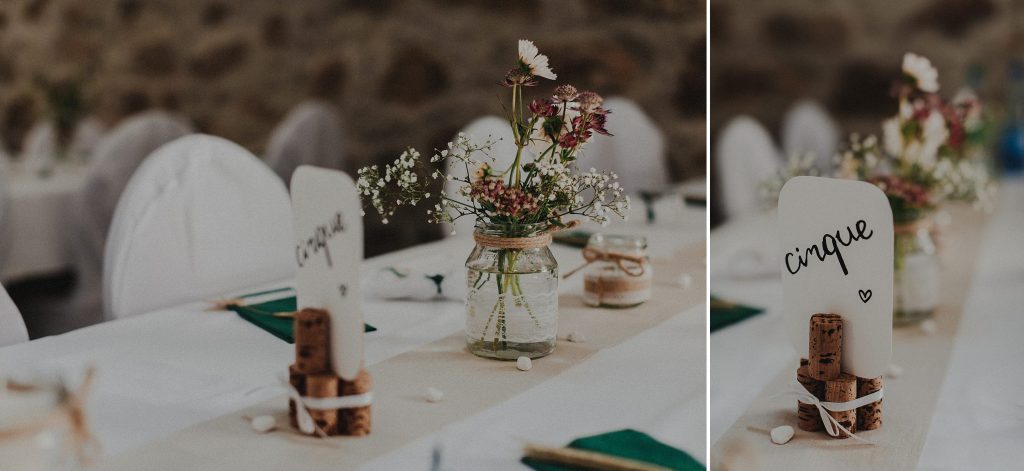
<box><xmin>1</xmin><ymin>163</ymin><xmax>88</xmax><ymax>282</ymax></box>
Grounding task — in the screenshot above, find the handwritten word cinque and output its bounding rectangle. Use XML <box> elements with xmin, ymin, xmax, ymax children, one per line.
<box><xmin>296</xmin><ymin>211</ymin><xmax>345</xmax><ymax>268</ymax></box>
<box><xmin>785</xmin><ymin>219</ymin><xmax>874</xmax><ymax>276</ymax></box>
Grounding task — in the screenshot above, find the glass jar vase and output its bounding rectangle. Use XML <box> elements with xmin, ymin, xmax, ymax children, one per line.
<box><xmin>581</xmin><ymin>234</ymin><xmax>652</xmax><ymax>308</ymax></box>
<box><xmin>465</xmin><ymin>223</ymin><xmax>559</xmax><ymax>360</ymax></box>
<box><xmin>893</xmin><ymin>218</ymin><xmax>939</xmax><ymax>325</ymax></box>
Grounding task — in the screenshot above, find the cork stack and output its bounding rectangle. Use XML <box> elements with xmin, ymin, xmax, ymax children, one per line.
<box><xmin>797</xmin><ymin>313</ymin><xmax>883</xmax><ymax>438</ymax></box>
<box><xmin>857</xmin><ymin>376</ymin><xmax>883</xmax><ymax>431</ymax></box>
<box><xmin>288</xmin><ymin>308</ymin><xmax>372</xmax><ymax>436</ymax></box>
<box><xmin>796</xmin><ymin>359</ymin><xmax>824</xmax><ymax>432</ymax></box>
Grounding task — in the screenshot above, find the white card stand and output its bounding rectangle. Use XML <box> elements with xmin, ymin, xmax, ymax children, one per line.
<box><xmin>779</xmin><ymin>176</ymin><xmax>893</xmax><ymax>379</ymax></box>
<box><xmin>291</xmin><ymin>166</ymin><xmax>365</xmax><ymax>380</ymax></box>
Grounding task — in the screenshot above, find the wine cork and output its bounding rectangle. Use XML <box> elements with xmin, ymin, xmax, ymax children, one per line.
<box><xmin>808</xmin><ymin>313</ymin><xmax>843</xmax><ymax>381</ymax></box>
<box><xmin>305</xmin><ymin>373</ymin><xmax>339</xmax><ymax>435</ymax></box>
<box><xmin>796</xmin><ymin>365</ymin><xmax>825</xmax><ymax>432</ymax></box>
<box><xmin>857</xmin><ymin>376</ymin><xmax>883</xmax><ymax>431</ymax></box>
<box><xmin>287</xmin><ymin>364</ymin><xmax>306</xmax><ymax>429</ymax></box>
<box><xmin>825</xmin><ymin>373</ymin><xmax>857</xmax><ymax>438</ymax></box>
<box><xmin>337</xmin><ymin>369</ymin><xmax>373</xmax><ymax>436</ymax></box>
<box><xmin>294</xmin><ymin>308</ymin><xmax>331</xmax><ymax>374</ymax></box>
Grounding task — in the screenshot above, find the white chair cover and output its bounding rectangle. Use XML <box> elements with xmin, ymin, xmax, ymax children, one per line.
<box><xmin>65</xmin><ymin>111</ymin><xmax>193</xmax><ymax>325</ymax></box>
<box><xmin>715</xmin><ymin>115</ymin><xmax>782</xmax><ymax>220</ymax></box>
<box><xmin>264</xmin><ymin>100</ymin><xmax>346</xmax><ymax>185</ymax></box>
<box><xmin>20</xmin><ymin>121</ymin><xmax>58</xmax><ymax>174</ymax></box>
<box><xmin>66</xmin><ymin>116</ymin><xmax>107</xmax><ymax>164</ymax></box>
<box><xmin>781</xmin><ymin>99</ymin><xmax>839</xmax><ymax>172</ymax></box>
<box><xmin>584</xmin><ymin>97</ymin><xmax>670</xmax><ymax>195</ymax></box>
<box><xmin>445</xmin><ymin>115</ymin><xmax>523</xmax><ymax>236</ymax></box>
<box><xmin>0</xmin><ymin>282</ymin><xmax>28</xmax><ymax>347</ymax></box>
<box><xmin>103</xmin><ymin>135</ymin><xmax>295</xmax><ymax>320</ymax></box>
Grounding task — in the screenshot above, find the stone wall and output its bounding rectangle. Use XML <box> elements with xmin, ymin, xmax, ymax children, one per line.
<box><xmin>712</xmin><ymin>0</ymin><xmax>1020</xmax><ymax>141</ymax></box>
<box><xmin>710</xmin><ymin>0</ymin><xmax>1019</xmax><ymax>225</ymax></box>
<box><xmin>0</xmin><ymin>0</ymin><xmax>704</xmax><ymax>255</ymax></box>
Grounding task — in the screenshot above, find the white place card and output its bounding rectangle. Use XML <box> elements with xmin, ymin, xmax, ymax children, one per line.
<box><xmin>779</xmin><ymin>176</ymin><xmax>893</xmax><ymax>378</ymax></box>
<box><xmin>291</xmin><ymin>166</ymin><xmax>364</xmax><ymax>381</ymax></box>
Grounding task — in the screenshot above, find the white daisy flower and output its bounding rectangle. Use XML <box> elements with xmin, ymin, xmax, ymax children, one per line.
<box><xmin>902</xmin><ymin>53</ymin><xmax>939</xmax><ymax>93</ymax></box>
<box><xmin>518</xmin><ymin>39</ymin><xmax>557</xmax><ymax>80</ymax></box>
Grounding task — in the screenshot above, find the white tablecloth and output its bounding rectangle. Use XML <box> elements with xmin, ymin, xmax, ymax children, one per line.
<box><xmin>0</xmin><ymin>208</ymin><xmax>707</xmax><ymax>469</ymax></box>
<box><xmin>710</xmin><ymin>179</ymin><xmax>1024</xmax><ymax>468</ymax></box>
<box><xmin>1</xmin><ymin>164</ymin><xmax>87</xmax><ymax>281</ymax></box>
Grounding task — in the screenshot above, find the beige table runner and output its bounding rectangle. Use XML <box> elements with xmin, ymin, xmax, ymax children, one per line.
<box><xmin>712</xmin><ymin>207</ymin><xmax>987</xmax><ymax>470</ymax></box>
<box><xmin>96</xmin><ymin>241</ymin><xmax>706</xmax><ymax>471</ymax></box>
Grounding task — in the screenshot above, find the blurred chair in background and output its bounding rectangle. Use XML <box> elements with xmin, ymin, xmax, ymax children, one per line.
<box><xmin>445</xmin><ymin>115</ymin><xmax>523</xmax><ymax>236</ymax></box>
<box><xmin>103</xmin><ymin>135</ymin><xmax>294</xmax><ymax>320</ymax></box>
<box><xmin>715</xmin><ymin>115</ymin><xmax>781</xmax><ymax>220</ymax></box>
<box><xmin>0</xmin><ymin>282</ymin><xmax>28</xmax><ymax>348</ymax></box>
<box><xmin>781</xmin><ymin>99</ymin><xmax>839</xmax><ymax>173</ymax></box>
<box><xmin>585</xmin><ymin>97</ymin><xmax>670</xmax><ymax>195</ymax></box>
<box><xmin>265</xmin><ymin>100</ymin><xmax>346</xmax><ymax>186</ymax></box>
<box><xmin>66</xmin><ymin>116</ymin><xmax>107</xmax><ymax>165</ymax></box>
<box><xmin>62</xmin><ymin>111</ymin><xmax>193</xmax><ymax>329</ymax></box>
<box><xmin>19</xmin><ymin>121</ymin><xmax>58</xmax><ymax>174</ymax></box>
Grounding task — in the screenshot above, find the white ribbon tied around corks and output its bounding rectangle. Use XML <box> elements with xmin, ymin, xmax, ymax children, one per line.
<box><xmin>778</xmin><ymin>381</ymin><xmax>884</xmax><ymax>444</ymax></box>
<box><xmin>279</xmin><ymin>374</ymin><xmax>374</xmax><ymax>437</ymax></box>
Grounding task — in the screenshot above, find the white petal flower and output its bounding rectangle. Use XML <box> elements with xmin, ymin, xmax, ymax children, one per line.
<box><xmin>882</xmin><ymin>117</ymin><xmax>903</xmax><ymax>156</ymax></box>
<box><xmin>919</xmin><ymin>111</ymin><xmax>948</xmax><ymax>169</ymax></box>
<box><xmin>902</xmin><ymin>53</ymin><xmax>939</xmax><ymax>93</ymax></box>
<box><xmin>518</xmin><ymin>39</ymin><xmax>556</xmax><ymax>80</ymax></box>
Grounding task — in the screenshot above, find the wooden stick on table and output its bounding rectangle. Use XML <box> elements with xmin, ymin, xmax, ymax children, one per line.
<box><xmin>523</xmin><ymin>444</ymin><xmax>672</xmax><ymax>471</ymax></box>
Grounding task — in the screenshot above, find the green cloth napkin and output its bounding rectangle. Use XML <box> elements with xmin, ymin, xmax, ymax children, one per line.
<box><xmin>522</xmin><ymin>429</ymin><xmax>704</xmax><ymax>471</ymax></box>
<box><xmin>228</xmin><ymin>296</ymin><xmax>376</xmax><ymax>343</ymax></box>
<box><xmin>709</xmin><ymin>295</ymin><xmax>764</xmax><ymax>332</ymax></box>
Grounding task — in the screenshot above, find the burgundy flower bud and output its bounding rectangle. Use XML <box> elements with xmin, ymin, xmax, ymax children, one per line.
<box><xmin>529</xmin><ymin>98</ymin><xmax>558</xmax><ymax>117</ymax></box>
<box><xmin>558</xmin><ymin>132</ymin><xmax>578</xmax><ymax>148</ymax></box>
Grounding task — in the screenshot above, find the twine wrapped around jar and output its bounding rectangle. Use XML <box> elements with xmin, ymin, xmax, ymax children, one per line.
<box><xmin>471</xmin><ymin>220</ymin><xmax>578</xmax><ymax>250</ymax></box>
<box><xmin>563</xmin><ymin>247</ymin><xmax>647</xmax><ymax>279</ymax></box>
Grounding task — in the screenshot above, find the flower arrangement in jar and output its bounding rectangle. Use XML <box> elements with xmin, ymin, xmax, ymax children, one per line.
<box><xmin>356</xmin><ymin>40</ymin><xmax>629</xmax><ymax>359</ymax></box>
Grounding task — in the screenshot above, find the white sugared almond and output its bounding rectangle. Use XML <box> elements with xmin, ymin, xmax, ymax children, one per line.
<box><xmin>516</xmin><ymin>356</ymin><xmax>533</xmax><ymax>371</ymax></box>
<box><xmin>425</xmin><ymin>387</ymin><xmax>444</xmax><ymax>403</ymax></box>
<box><xmin>770</xmin><ymin>425</ymin><xmax>794</xmax><ymax>444</ymax></box>
<box><xmin>250</xmin><ymin>415</ymin><xmax>276</xmax><ymax>433</ymax></box>
<box><xmin>886</xmin><ymin>363</ymin><xmax>904</xmax><ymax>379</ymax></box>
<box><xmin>566</xmin><ymin>331</ymin><xmax>586</xmax><ymax>343</ymax></box>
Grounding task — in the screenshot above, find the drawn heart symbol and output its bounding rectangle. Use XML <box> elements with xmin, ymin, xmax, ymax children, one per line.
<box><xmin>858</xmin><ymin>289</ymin><xmax>872</xmax><ymax>303</ymax></box>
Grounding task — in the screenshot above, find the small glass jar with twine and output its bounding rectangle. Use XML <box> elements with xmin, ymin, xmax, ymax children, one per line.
<box><xmin>568</xmin><ymin>234</ymin><xmax>652</xmax><ymax>308</ymax></box>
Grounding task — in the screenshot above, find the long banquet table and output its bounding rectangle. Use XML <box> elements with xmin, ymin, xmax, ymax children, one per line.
<box><xmin>710</xmin><ymin>179</ymin><xmax>1024</xmax><ymax>469</ymax></box>
<box><xmin>0</xmin><ymin>206</ymin><xmax>707</xmax><ymax>470</ymax></box>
